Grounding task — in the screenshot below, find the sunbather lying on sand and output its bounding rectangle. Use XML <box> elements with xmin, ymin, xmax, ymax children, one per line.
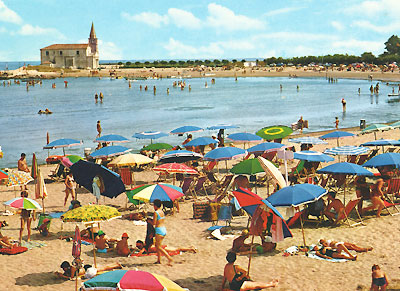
<box><xmin>55</xmin><ymin>261</ymin><xmax>122</xmax><ymax>280</ymax></box>
<box><xmin>319</xmin><ymin>239</ymin><xmax>373</xmax><ymax>253</ymax></box>
<box><xmin>133</xmin><ymin>240</ymin><xmax>197</xmax><ymax>255</ymax></box>
<box><xmin>313</xmin><ymin>246</ymin><xmax>357</xmax><ymax>261</ymax></box>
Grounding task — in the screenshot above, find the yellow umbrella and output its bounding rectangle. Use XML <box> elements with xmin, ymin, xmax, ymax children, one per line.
<box><xmin>108</xmin><ymin>153</ymin><xmax>153</xmax><ymax>167</ymax></box>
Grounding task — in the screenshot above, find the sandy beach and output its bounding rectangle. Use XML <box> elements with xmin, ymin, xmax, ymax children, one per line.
<box><xmin>1</xmin><ymin>126</ymin><xmax>400</xmax><ymax>291</ymax></box>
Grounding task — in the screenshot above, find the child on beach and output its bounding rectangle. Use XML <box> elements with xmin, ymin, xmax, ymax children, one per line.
<box><xmin>371</xmin><ymin>264</ymin><xmax>388</xmax><ymax>290</ymax></box>
<box><xmin>64</xmin><ymin>172</ymin><xmax>75</xmax><ymax>206</ymax></box>
<box><xmin>335</xmin><ymin>117</ymin><xmax>339</xmax><ymax>129</ymax></box>
<box><xmin>38</xmin><ymin>218</ymin><xmax>51</xmax><ymax>237</ymax></box>
<box><xmin>95</xmin><ymin>230</ymin><xmax>110</xmax><ymax>253</ymax></box>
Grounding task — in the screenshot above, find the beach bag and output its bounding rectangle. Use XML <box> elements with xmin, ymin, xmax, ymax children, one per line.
<box><xmin>192</xmin><ymin>201</ymin><xmax>209</xmax><ymax>219</ymax></box>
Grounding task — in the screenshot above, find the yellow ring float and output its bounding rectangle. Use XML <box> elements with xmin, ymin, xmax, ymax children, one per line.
<box><xmin>263</xmin><ymin>127</ymin><xmax>284</xmax><ymax>135</ymax></box>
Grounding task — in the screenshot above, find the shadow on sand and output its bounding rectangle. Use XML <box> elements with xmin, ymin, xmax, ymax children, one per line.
<box><xmin>15</xmin><ymin>272</ymin><xmax>66</xmax><ymax>286</ymax></box>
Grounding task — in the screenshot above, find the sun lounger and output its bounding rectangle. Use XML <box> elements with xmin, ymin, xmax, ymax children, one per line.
<box><xmin>333</xmin><ymin>198</ymin><xmax>363</xmax><ymax>227</ymax></box>
<box><xmin>356</xmin><ymin>154</ymin><xmax>369</xmax><ymax>165</ymax></box>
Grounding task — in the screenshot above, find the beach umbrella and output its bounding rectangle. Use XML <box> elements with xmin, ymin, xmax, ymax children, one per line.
<box><xmin>247</xmin><ymin>142</ymin><xmax>285</xmax><ymax>154</ymax></box>
<box><xmin>6</xmin><ymin>170</ymin><xmax>33</xmax><ymax>187</ymax></box>
<box><xmin>94</xmin><ymin>134</ymin><xmax>129</xmax><ymax>144</ymax></box>
<box><xmin>142</xmin><ymin>143</ymin><xmax>173</xmax><ymax>151</ymax></box>
<box><xmin>170</xmin><ymin>125</ymin><xmax>203</xmax><ymax>135</ymax></box>
<box><xmin>232</xmin><ymin>187</ymin><xmax>292</xmax><ymax>275</ymax></box>
<box><xmin>82</xmin><ymin>270</ymin><xmax>185</xmax><ymax>291</ymax></box>
<box><xmin>318</xmin><ymin>162</ymin><xmax>374</xmax><ymax>176</ymax></box>
<box><xmin>108</xmin><ymin>153</ymin><xmax>153</xmax><ymax>167</ymax></box>
<box><xmin>257</xmin><ymin>156</ymin><xmax>287</xmax><ymax>189</ymax></box>
<box><xmin>228</xmin><ymin>133</ymin><xmax>262</xmax><ymax>142</ymax></box>
<box><xmin>256</xmin><ymin>125</ymin><xmax>293</xmax><ymax>141</ymax></box>
<box><xmin>288</xmin><ymin>137</ymin><xmax>327</xmax><ymax>145</ymax></box>
<box><xmin>362</xmin><ymin>153</ymin><xmax>400</xmax><ymax>168</ymax></box>
<box><xmin>70</xmin><ymin>160</ymin><xmax>125</xmax><ymax>199</ymax></box>
<box><xmin>4</xmin><ymin>197</ymin><xmax>42</xmax><ymax>210</ymax></box>
<box><xmin>153</xmin><ymin>163</ymin><xmax>198</xmax><ymax>175</ymax></box>
<box><xmin>43</xmin><ymin>138</ymin><xmax>83</xmax><ymax>155</ymax></box>
<box><xmin>230</xmin><ymin>159</ymin><xmax>264</xmax><ymax>175</ymax></box>
<box><xmin>204</xmin><ymin>147</ymin><xmax>246</xmax><ymax>161</ymax></box>
<box><xmin>127</xmin><ymin>183</ymin><xmax>183</xmax><ymax>203</ymax></box>
<box><xmin>61</xmin><ymin>155</ymin><xmax>83</xmax><ymax>168</ymax></box>
<box><xmin>89</xmin><ymin>145</ymin><xmax>131</xmax><ymax>159</ymax></box>
<box><xmin>0</xmin><ymin>170</ymin><xmax>8</xmax><ymax>179</ymax></box>
<box><xmin>320</xmin><ymin>131</ymin><xmax>355</xmax><ymax>146</ymax></box>
<box><xmin>207</xmin><ymin>124</ymin><xmax>239</xmax><ymax>130</ymax></box>
<box><xmin>184</xmin><ymin>137</ymin><xmax>218</xmax><ymax>147</ymax></box>
<box><xmin>361</xmin><ymin>139</ymin><xmax>400</xmax><ymax>147</ymax></box>
<box><xmin>133</xmin><ymin>131</ymin><xmax>169</xmax><ymax>144</ymax></box>
<box><xmin>159</xmin><ymin>150</ymin><xmax>202</xmax><ymax>164</ymax></box>
<box><xmin>31</xmin><ymin>153</ymin><xmax>38</xmax><ymax>179</ymax></box>
<box><xmin>266</xmin><ymin>184</ymin><xmax>327</xmax><ymax>246</ymax></box>
<box><xmin>361</xmin><ymin>124</ymin><xmax>393</xmax><ymax>140</ymax></box>
<box><xmin>324</xmin><ymin>145</ymin><xmax>369</xmax><ymax>156</ymax></box>
<box><xmin>390</xmin><ymin>121</ymin><xmax>400</xmax><ymax>128</ymax></box>
<box><xmin>293</xmin><ymin>151</ymin><xmax>334</xmax><ymax>163</ymax></box>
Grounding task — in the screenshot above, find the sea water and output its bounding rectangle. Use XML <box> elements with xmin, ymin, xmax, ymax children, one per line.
<box><xmin>0</xmin><ymin>76</ymin><xmax>398</xmax><ymax>167</ymax></box>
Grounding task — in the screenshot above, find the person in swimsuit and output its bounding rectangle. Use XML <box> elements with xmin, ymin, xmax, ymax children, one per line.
<box><xmin>371</xmin><ymin>264</ymin><xmax>389</xmax><ymax>290</ymax></box>
<box><xmin>355</xmin><ymin>176</ymin><xmax>371</xmax><ymax>214</ymax></box>
<box><xmin>314</xmin><ymin>246</ymin><xmax>357</xmax><ymax>261</ymax></box>
<box><xmin>221</xmin><ymin>252</ymin><xmax>278</xmax><ymax>291</ymax></box>
<box><xmin>19</xmin><ymin>191</ymin><xmax>35</xmax><ymax>244</ymax></box>
<box><xmin>95</xmin><ymin>230</ymin><xmax>109</xmax><ymax>253</ymax></box>
<box><xmin>362</xmin><ymin>176</ymin><xmax>387</xmax><ymax>217</ymax></box>
<box><xmin>323</xmin><ymin>192</ymin><xmax>345</xmax><ymax>224</ymax></box>
<box><xmin>152</xmin><ymin>199</ymin><xmax>173</xmax><ymax>265</ymax></box>
<box><xmin>319</xmin><ymin>239</ymin><xmax>372</xmax><ymax>255</ymax></box>
<box><xmin>64</xmin><ymin>172</ymin><xmax>75</xmax><ymax>206</ymax></box>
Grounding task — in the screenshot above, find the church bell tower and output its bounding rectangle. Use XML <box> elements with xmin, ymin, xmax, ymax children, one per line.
<box><xmin>88</xmin><ymin>22</ymin><xmax>98</xmax><ymax>54</ymax></box>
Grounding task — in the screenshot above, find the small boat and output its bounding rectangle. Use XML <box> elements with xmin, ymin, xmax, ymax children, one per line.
<box><xmin>388</xmin><ymin>93</ymin><xmax>400</xmax><ymax>97</ymax></box>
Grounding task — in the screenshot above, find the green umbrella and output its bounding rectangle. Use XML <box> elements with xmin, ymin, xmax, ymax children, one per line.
<box><xmin>142</xmin><ymin>143</ymin><xmax>173</xmax><ymax>151</ymax></box>
<box><xmin>390</xmin><ymin>121</ymin><xmax>400</xmax><ymax>128</ymax></box>
<box><xmin>361</xmin><ymin>123</ymin><xmax>392</xmax><ymax>140</ymax></box>
<box><xmin>256</xmin><ymin>125</ymin><xmax>293</xmax><ymax>141</ymax></box>
<box><xmin>230</xmin><ymin>158</ymin><xmax>264</xmax><ymax>175</ymax></box>
<box><xmin>66</xmin><ymin>155</ymin><xmax>83</xmax><ymax>164</ymax></box>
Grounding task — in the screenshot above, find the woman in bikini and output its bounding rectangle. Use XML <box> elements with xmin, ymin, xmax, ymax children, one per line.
<box><xmin>371</xmin><ymin>264</ymin><xmax>389</xmax><ymax>291</ymax></box>
<box><xmin>221</xmin><ymin>252</ymin><xmax>278</xmax><ymax>291</ymax></box>
<box><xmin>152</xmin><ymin>199</ymin><xmax>173</xmax><ymax>265</ymax></box>
<box><xmin>319</xmin><ymin>239</ymin><xmax>372</xmax><ymax>253</ymax></box>
<box><xmin>314</xmin><ymin>246</ymin><xmax>357</xmax><ymax>261</ymax></box>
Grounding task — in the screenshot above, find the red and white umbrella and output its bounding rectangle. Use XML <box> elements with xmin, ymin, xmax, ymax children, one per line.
<box><xmin>153</xmin><ymin>163</ymin><xmax>198</xmax><ymax>175</ymax></box>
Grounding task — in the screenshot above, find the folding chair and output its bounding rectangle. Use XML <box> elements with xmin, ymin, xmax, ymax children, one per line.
<box><xmin>192</xmin><ymin>176</ymin><xmax>208</xmax><ymax>198</ymax></box>
<box><xmin>286</xmin><ymin>209</ymin><xmax>306</xmax><ymax>227</ymax></box>
<box><xmin>119</xmin><ymin>167</ymin><xmax>133</xmax><ymax>188</ymax></box>
<box><xmin>334</xmin><ymin>198</ymin><xmax>364</xmax><ymax>227</ymax></box>
<box><xmin>356</xmin><ymin>154</ymin><xmax>369</xmax><ymax>165</ymax></box>
<box><xmin>347</xmin><ymin>155</ymin><xmax>358</xmax><ymax>164</ymax></box>
<box><xmin>180</xmin><ymin>177</ymin><xmax>195</xmax><ymax>198</ymax></box>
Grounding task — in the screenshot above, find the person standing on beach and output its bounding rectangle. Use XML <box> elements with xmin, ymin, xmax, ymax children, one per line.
<box><xmin>152</xmin><ymin>199</ymin><xmax>173</xmax><ymax>265</ymax></box>
<box><xmin>18</xmin><ymin>153</ymin><xmax>30</xmax><ymax>190</ymax></box>
<box><xmin>64</xmin><ymin>172</ymin><xmax>75</xmax><ymax>206</ymax></box>
<box><xmin>19</xmin><ymin>191</ymin><xmax>35</xmax><ymax>243</ymax></box>
<box><xmin>335</xmin><ymin>117</ymin><xmax>339</xmax><ymax>129</ymax></box>
<box><xmin>371</xmin><ymin>264</ymin><xmax>389</xmax><ymax>291</ymax></box>
<box><xmin>341</xmin><ymin>98</ymin><xmax>346</xmax><ymax>112</ymax></box>
<box><xmin>96</xmin><ymin>121</ymin><xmax>102</xmax><ymax>138</ymax></box>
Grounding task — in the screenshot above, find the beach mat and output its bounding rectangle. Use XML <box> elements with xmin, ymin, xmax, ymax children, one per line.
<box><xmin>20</xmin><ymin>241</ymin><xmax>46</xmax><ymax>249</ymax></box>
<box><xmin>0</xmin><ymin>246</ymin><xmax>28</xmax><ymax>255</ymax></box>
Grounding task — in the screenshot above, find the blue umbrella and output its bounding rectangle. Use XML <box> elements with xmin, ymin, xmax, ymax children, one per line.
<box><xmin>266</xmin><ymin>184</ymin><xmax>327</xmax><ymax>207</ymax></box>
<box><xmin>363</xmin><ymin>153</ymin><xmax>400</xmax><ymax>168</ymax></box>
<box><xmin>317</xmin><ymin>162</ymin><xmax>373</xmax><ymax>176</ymax></box>
<box><xmin>320</xmin><ymin>131</ymin><xmax>355</xmax><ymax>146</ymax></box>
<box><xmin>361</xmin><ymin>139</ymin><xmax>400</xmax><ymax>147</ymax></box>
<box><xmin>324</xmin><ymin>145</ymin><xmax>369</xmax><ymax>156</ymax></box>
<box><xmin>184</xmin><ymin>137</ymin><xmax>218</xmax><ymax>147</ymax></box>
<box><xmin>94</xmin><ymin>134</ymin><xmax>129</xmax><ymax>144</ymax></box>
<box><xmin>43</xmin><ymin>138</ymin><xmax>83</xmax><ymax>155</ymax></box>
<box><xmin>207</xmin><ymin>124</ymin><xmax>239</xmax><ymax>130</ymax></box>
<box><xmin>170</xmin><ymin>126</ymin><xmax>203</xmax><ymax>135</ymax></box>
<box><xmin>288</xmin><ymin>137</ymin><xmax>327</xmax><ymax>145</ymax></box>
<box><xmin>89</xmin><ymin>146</ymin><xmax>131</xmax><ymax>159</ymax></box>
<box><xmin>133</xmin><ymin>131</ymin><xmax>169</xmax><ymax>142</ymax></box>
<box><xmin>159</xmin><ymin>150</ymin><xmax>202</xmax><ymax>163</ymax></box>
<box><xmin>70</xmin><ymin>160</ymin><xmax>125</xmax><ymax>199</ymax></box>
<box><xmin>204</xmin><ymin>147</ymin><xmax>246</xmax><ymax>161</ymax></box>
<box><xmin>228</xmin><ymin>133</ymin><xmax>262</xmax><ymax>142</ymax></box>
<box><xmin>294</xmin><ymin>151</ymin><xmax>334</xmax><ymax>162</ymax></box>
<box><xmin>247</xmin><ymin>142</ymin><xmax>285</xmax><ymax>154</ymax></box>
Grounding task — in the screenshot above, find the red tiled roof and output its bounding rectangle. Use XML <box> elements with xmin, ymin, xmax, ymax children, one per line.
<box><xmin>41</xmin><ymin>44</ymin><xmax>89</xmax><ymax>50</ymax></box>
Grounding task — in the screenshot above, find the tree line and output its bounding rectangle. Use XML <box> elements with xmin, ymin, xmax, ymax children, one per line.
<box><xmin>117</xmin><ymin>35</ymin><xmax>400</xmax><ymax>68</ymax></box>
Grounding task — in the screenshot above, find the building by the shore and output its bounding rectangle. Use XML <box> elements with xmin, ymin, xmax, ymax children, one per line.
<box><xmin>40</xmin><ymin>23</ymin><xmax>99</xmax><ymax>69</ymax></box>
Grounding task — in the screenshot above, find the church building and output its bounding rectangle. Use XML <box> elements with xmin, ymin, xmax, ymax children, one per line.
<box><xmin>40</xmin><ymin>23</ymin><xmax>99</xmax><ymax>69</ymax></box>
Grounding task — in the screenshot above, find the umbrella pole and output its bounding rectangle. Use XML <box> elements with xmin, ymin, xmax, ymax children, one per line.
<box><xmin>247</xmin><ymin>234</ymin><xmax>255</xmax><ymax>276</ymax></box>
<box><xmin>63</xmin><ymin>148</ymin><xmax>65</xmax><ymax>156</ymax></box>
<box><xmin>344</xmin><ymin>178</ymin><xmax>347</xmax><ymax>205</ymax></box>
<box><xmin>42</xmin><ymin>198</ymin><xmax>45</xmax><ymax>214</ymax></box>
<box><xmin>299</xmin><ymin>209</ymin><xmax>307</xmax><ymax>247</ymax></box>
<box><xmin>91</xmin><ymin>223</ymin><xmax>97</xmax><ymax>267</ymax></box>
<box><xmin>336</xmin><ymin>138</ymin><xmax>339</xmax><ymax>147</ymax></box>
<box><xmin>374</xmin><ymin>132</ymin><xmax>377</xmax><ymax>140</ymax></box>
<box><xmin>225</xmin><ymin>160</ymin><xmax>228</xmax><ymax>172</ymax></box>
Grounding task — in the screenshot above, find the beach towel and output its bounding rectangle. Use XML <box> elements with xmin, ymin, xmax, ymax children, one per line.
<box><xmin>0</xmin><ymin>246</ymin><xmax>28</xmax><ymax>255</ymax></box>
<box><xmin>20</xmin><ymin>241</ymin><xmax>46</xmax><ymax>249</ymax></box>
<box><xmin>306</xmin><ymin>251</ymin><xmax>349</xmax><ymax>263</ymax></box>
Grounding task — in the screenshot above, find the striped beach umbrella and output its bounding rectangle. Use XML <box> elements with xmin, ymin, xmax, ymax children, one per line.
<box><xmin>4</xmin><ymin>197</ymin><xmax>42</xmax><ymax>210</ymax></box>
<box><xmin>82</xmin><ymin>270</ymin><xmax>185</xmax><ymax>291</ymax></box>
<box><xmin>133</xmin><ymin>131</ymin><xmax>169</xmax><ymax>140</ymax></box>
<box><xmin>361</xmin><ymin>124</ymin><xmax>393</xmax><ymax>140</ymax></box>
<box><xmin>128</xmin><ymin>183</ymin><xmax>183</xmax><ymax>203</ymax></box>
<box><xmin>324</xmin><ymin>145</ymin><xmax>369</xmax><ymax>156</ymax></box>
<box><xmin>247</xmin><ymin>142</ymin><xmax>285</xmax><ymax>154</ymax></box>
<box><xmin>293</xmin><ymin>151</ymin><xmax>334</xmax><ymax>162</ymax></box>
<box><xmin>288</xmin><ymin>137</ymin><xmax>327</xmax><ymax>145</ymax></box>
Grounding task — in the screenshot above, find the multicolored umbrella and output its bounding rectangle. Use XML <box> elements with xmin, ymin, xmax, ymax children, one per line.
<box><xmin>256</xmin><ymin>125</ymin><xmax>293</xmax><ymax>141</ymax></box>
<box><xmin>61</xmin><ymin>205</ymin><xmax>121</xmax><ymax>223</ymax></box>
<box><xmin>288</xmin><ymin>137</ymin><xmax>327</xmax><ymax>145</ymax></box>
<box><xmin>324</xmin><ymin>145</ymin><xmax>369</xmax><ymax>156</ymax></box>
<box><xmin>61</xmin><ymin>155</ymin><xmax>83</xmax><ymax>168</ymax></box>
<box><xmin>6</xmin><ymin>170</ymin><xmax>34</xmax><ymax>187</ymax></box>
<box><xmin>184</xmin><ymin>137</ymin><xmax>218</xmax><ymax>147</ymax></box>
<box><xmin>247</xmin><ymin>142</ymin><xmax>285</xmax><ymax>154</ymax></box>
<box><xmin>170</xmin><ymin>125</ymin><xmax>203</xmax><ymax>135</ymax></box>
<box><xmin>128</xmin><ymin>183</ymin><xmax>183</xmax><ymax>203</ymax></box>
<box><xmin>204</xmin><ymin>147</ymin><xmax>246</xmax><ymax>161</ymax></box>
<box><xmin>4</xmin><ymin>197</ymin><xmax>42</xmax><ymax>210</ymax></box>
<box><xmin>82</xmin><ymin>270</ymin><xmax>185</xmax><ymax>291</ymax></box>
<box><xmin>230</xmin><ymin>159</ymin><xmax>264</xmax><ymax>175</ymax></box>
<box><xmin>89</xmin><ymin>145</ymin><xmax>131</xmax><ymax>159</ymax></box>
<box><xmin>94</xmin><ymin>134</ymin><xmax>129</xmax><ymax>144</ymax></box>
<box><xmin>153</xmin><ymin>163</ymin><xmax>198</xmax><ymax>175</ymax></box>
<box><xmin>108</xmin><ymin>153</ymin><xmax>153</xmax><ymax>167</ymax></box>
<box><xmin>142</xmin><ymin>143</ymin><xmax>173</xmax><ymax>151</ymax></box>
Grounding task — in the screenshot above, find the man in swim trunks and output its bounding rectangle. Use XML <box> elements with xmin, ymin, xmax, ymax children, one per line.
<box><xmin>153</xmin><ymin>199</ymin><xmax>173</xmax><ymax>265</ymax></box>
<box><xmin>18</xmin><ymin>153</ymin><xmax>30</xmax><ymax>190</ymax></box>
<box><xmin>221</xmin><ymin>252</ymin><xmax>278</xmax><ymax>291</ymax></box>
<box><xmin>323</xmin><ymin>192</ymin><xmax>345</xmax><ymax>224</ymax></box>
<box><xmin>95</xmin><ymin>230</ymin><xmax>109</xmax><ymax>253</ymax></box>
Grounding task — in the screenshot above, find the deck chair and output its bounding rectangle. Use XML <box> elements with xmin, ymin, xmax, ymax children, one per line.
<box><xmin>180</xmin><ymin>177</ymin><xmax>195</xmax><ymax>198</ymax></box>
<box><xmin>387</xmin><ymin>147</ymin><xmax>396</xmax><ymax>153</ymax></box>
<box><xmin>367</xmin><ymin>149</ymin><xmax>379</xmax><ymax>160</ymax></box>
<box><xmin>286</xmin><ymin>209</ymin><xmax>306</xmax><ymax>227</ymax></box>
<box><xmin>356</xmin><ymin>154</ymin><xmax>369</xmax><ymax>165</ymax></box>
<box><xmin>347</xmin><ymin>155</ymin><xmax>358</xmax><ymax>164</ymax></box>
<box><xmin>49</xmin><ymin>163</ymin><xmax>66</xmax><ymax>181</ymax></box>
<box><xmin>382</xmin><ymin>200</ymin><xmax>400</xmax><ymax>215</ymax></box>
<box><xmin>334</xmin><ymin>198</ymin><xmax>363</xmax><ymax>227</ymax></box>
<box><xmin>204</xmin><ymin>161</ymin><xmax>217</xmax><ymax>172</ymax></box>
<box><xmin>119</xmin><ymin>168</ymin><xmax>133</xmax><ymax>188</ymax></box>
<box><xmin>289</xmin><ymin>160</ymin><xmax>305</xmax><ymax>178</ymax></box>
<box><xmin>208</xmin><ymin>175</ymin><xmax>234</xmax><ymax>203</ymax></box>
<box><xmin>386</xmin><ymin>178</ymin><xmax>400</xmax><ymax>197</ymax></box>
<box><xmin>192</xmin><ymin>176</ymin><xmax>208</xmax><ymax>198</ymax></box>
<box><xmin>261</xmin><ymin>150</ymin><xmax>277</xmax><ymax>162</ymax></box>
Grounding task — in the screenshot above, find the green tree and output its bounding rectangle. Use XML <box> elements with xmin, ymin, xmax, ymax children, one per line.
<box><xmin>126</xmin><ymin>61</ymin><xmax>132</xmax><ymax>66</ymax></box>
<box><xmin>383</xmin><ymin>35</ymin><xmax>400</xmax><ymax>55</ymax></box>
<box><xmin>361</xmin><ymin>52</ymin><xmax>376</xmax><ymax>63</ymax></box>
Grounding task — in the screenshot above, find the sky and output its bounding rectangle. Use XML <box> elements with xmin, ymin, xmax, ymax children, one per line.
<box><xmin>0</xmin><ymin>0</ymin><xmax>399</xmax><ymax>61</ymax></box>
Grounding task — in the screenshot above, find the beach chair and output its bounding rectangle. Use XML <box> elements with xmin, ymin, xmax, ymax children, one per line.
<box><xmin>207</xmin><ymin>175</ymin><xmax>234</xmax><ymax>203</ymax></box>
<box><xmin>192</xmin><ymin>176</ymin><xmax>208</xmax><ymax>198</ymax></box>
<box><xmin>119</xmin><ymin>168</ymin><xmax>133</xmax><ymax>188</ymax></box>
<box><xmin>367</xmin><ymin>149</ymin><xmax>379</xmax><ymax>160</ymax></box>
<box><xmin>334</xmin><ymin>198</ymin><xmax>364</xmax><ymax>227</ymax></box>
<box><xmin>261</xmin><ymin>150</ymin><xmax>277</xmax><ymax>162</ymax></box>
<box><xmin>356</xmin><ymin>154</ymin><xmax>369</xmax><ymax>165</ymax></box>
<box><xmin>347</xmin><ymin>155</ymin><xmax>358</xmax><ymax>164</ymax></box>
<box><xmin>286</xmin><ymin>209</ymin><xmax>306</xmax><ymax>227</ymax></box>
<box><xmin>204</xmin><ymin>161</ymin><xmax>217</xmax><ymax>172</ymax></box>
<box><xmin>382</xmin><ymin>200</ymin><xmax>400</xmax><ymax>215</ymax></box>
<box><xmin>180</xmin><ymin>177</ymin><xmax>195</xmax><ymax>198</ymax></box>
<box><xmin>289</xmin><ymin>160</ymin><xmax>305</xmax><ymax>178</ymax></box>
<box><xmin>386</xmin><ymin>178</ymin><xmax>400</xmax><ymax>197</ymax></box>
<box><xmin>49</xmin><ymin>163</ymin><xmax>66</xmax><ymax>181</ymax></box>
